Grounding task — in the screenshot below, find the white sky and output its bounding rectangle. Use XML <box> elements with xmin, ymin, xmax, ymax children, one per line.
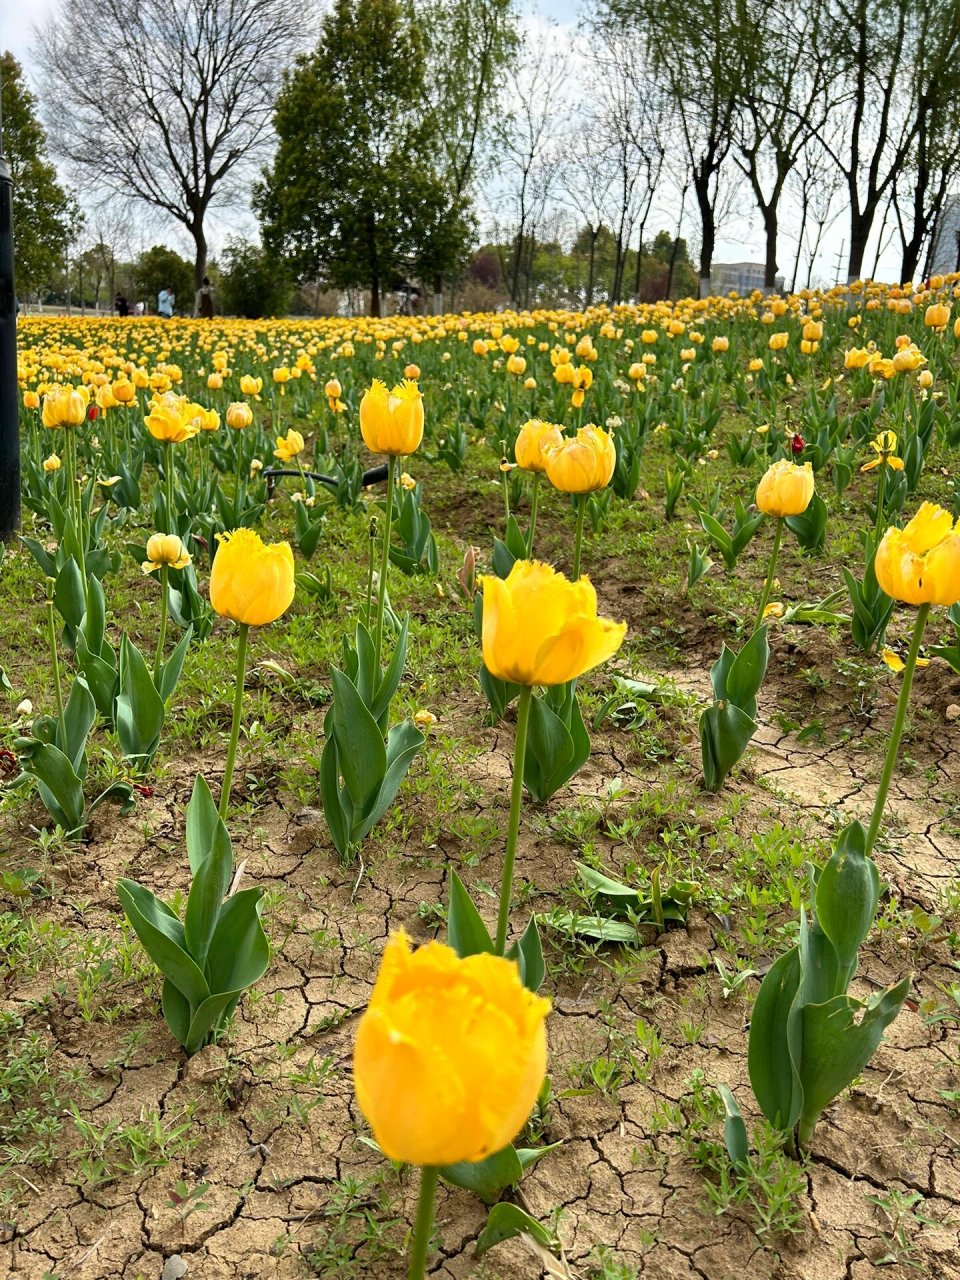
<box><xmin>2</xmin><ymin>0</ymin><xmax>904</xmax><ymax>288</ymax></box>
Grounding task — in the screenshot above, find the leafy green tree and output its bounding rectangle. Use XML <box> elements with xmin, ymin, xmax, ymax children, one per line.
<box><xmin>256</xmin><ymin>0</ymin><xmax>470</xmax><ymax>316</ymax></box>
<box><xmin>218</xmin><ymin>239</ymin><xmax>291</xmax><ymax>318</ymax></box>
<box><xmin>0</xmin><ymin>52</ymin><xmax>79</xmax><ymax>296</ymax></box>
<box><xmin>134</xmin><ymin>246</ymin><xmax>194</xmax><ymax>315</ymax></box>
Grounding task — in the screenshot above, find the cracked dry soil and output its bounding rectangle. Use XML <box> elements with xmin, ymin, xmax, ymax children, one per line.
<box><xmin>4</xmin><ymin>604</ymin><xmax>960</xmax><ymax>1280</ymax></box>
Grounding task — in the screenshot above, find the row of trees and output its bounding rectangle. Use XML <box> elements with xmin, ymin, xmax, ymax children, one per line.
<box><xmin>6</xmin><ymin>0</ymin><xmax>960</xmax><ymax>310</ymax></box>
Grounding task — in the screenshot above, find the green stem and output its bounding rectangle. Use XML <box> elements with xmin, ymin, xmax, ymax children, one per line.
<box><xmin>753</xmin><ymin>517</ymin><xmax>783</xmax><ymax>631</ymax></box>
<box><xmin>874</xmin><ymin>464</ymin><xmax>886</xmax><ymax>543</ymax></box>
<box><xmin>495</xmin><ymin>684</ymin><xmax>533</xmax><ymax>955</ymax></box>
<box><xmin>502</xmin><ymin>462</ymin><xmax>511</xmax><ymax>528</ymax></box>
<box><xmin>527</xmin><ymin>472</ymin><xmax>540</xmax><ymax>557</ymax></box>
<box><xmin>65</xmin><ymin>428</ymin><xmax>88</xmax><ymax>596</ymax></box>
<box><xmin>165</xmin><ymin>446</ymin><xmax>177</xmax><ymax>532</ymax></box>
<box><xmin>408</xmin><ymin>1166</ymin><xmax>438</xmax><ymax>1280</ymax></box>
<box><xmin>153</xmin><ymin>565</ymin><xmax>169</xmax><ymax>685</ymax></box>
<box><xmin>219</xmin><ymin>623</ymin><xmax>250</xmax><ymax>819</ymax></box>
<box><xmin>46</xmin><ymin>588</ymin><xmax>64</xmax><ymax>727</ymax></box>
<box><xmin>572</xmin><ymin>493</ymin><xmax>587</xmax><ymax>579</ymax></box>
<box><xmin>374</xmin><ymin>455</ymin><xmax>398</xmax><ymax>673</ymax></box>
<box><xmin>864</xmin><ymin>602</ymin><xmax>930</xmax><ymax>858</ymax></box>
<box><xmin>365</xmin><ymin>519</ymin><xmax>377</xmax><ymax>632</ymax></box>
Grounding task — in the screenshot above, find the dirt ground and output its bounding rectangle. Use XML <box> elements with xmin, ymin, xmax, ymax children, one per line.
<box><xmin>4</xmin><ymin>463</ymin><xmax>960</xmax><ymax>1280</ymax></box>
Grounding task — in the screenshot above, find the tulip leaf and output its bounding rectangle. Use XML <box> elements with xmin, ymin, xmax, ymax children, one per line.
<box><xmin>57</xmin><ymin>676</ymin><xmax>96</xmax><ymax>775</ymax></box>
<box><xmin>523</xmin><ymin>684</ymin><xmax>591</xmax><ymax>802</ymax></box>
<box><xmin>116</xmin><ymin>635</ymin><xmax>165</xmax><ymax>766</ymax></box>
<box><xmin>507</xmin><ymin>914</ymin><xmax>545</xmax><ymax>992</ymax></box>
<box><xmin>815</xmin><ymin>820</ymin><xmax>879</xmax><ymax>986</ymax></box>
<box><xmin>797</xmin><ymin>901</ymin><xmax>841</xmax><ymax>998</ymax></box>
<box><xmin>184</xmin><ymin>991</ymin><xmax>245</xmax><ymax>1057</ymax></box>
<box><xmin>161</xmin><ymin>977</ymin><xmax>192</xmax><ymax>1048</ymax></box>
<box><xmin>23</xmin><ymin>741</ymin><xmax>86</xmax><ymax>832</ymax></box>
<box><xmin>723</xmin><ymin>626</ymin><xmax>769</xmax><ymax>717</ymax></box>
<box><xmin>716</xmin><ymin>1084</ymin><xmax>749</xmax><ymax>1168</ymax></box>
<box><xmin>319</xmin><ymin>736</ymin><xmax>350</xmax><ymax>858</ymax></box>
<box><xmin>797</xmin><ymin>978</ymin><xmax>911</xmax><ymax>1142</ymax></box>
<box><xmin>185</xmin><ymin>774</ymin><xmax>221</xmax><ymax>874</ymax></box>
<box><xmin>117</xmin><ymin>879</ymin><xmax>211</xmax><ymax>1010</ymax></box>
<box><xmin>158</xmin><ymin>625</ymin><xmax>193</xmax><ymax>703</ymax></box>
<box><xmin>329</xmin><ymin>667</ymin><xmax>386</xmax><ymax>813</ymax></box>
<box><xmin>447</xmin><ymin>870</ymin><xmax>494</xmax><ymax>958</ymax></box>
<box><xmin>75</xmin><ymin>631</ymin><xmax>118</xmax><ymax>722</ymax></box>
<box><xmin>699</xmin><ymin>701</ymin><xmax>757</xmax><ymax>792</ymax></box>
<box><xmin>80</xmin><ymin>574</ymin><xmax>107</xmax><ymax>658</ymax></box>
<box><xmin>54</xmin><ymin>555</ymin><xmax>87</xmax><ymax>629</ymax></box>
<box><xmin>786</xmin><ymin>492</ymin><xmax>828</xmax><ymax>554</ymax></box>
<box><xmin>747</xmin><ymin>945</ymin><xmax>803</xmax><ymax>1134</ymax></box>
<box><xmin>183</xmin><ymin>817</ymin><xmax>234</xmax><ymax>970</ymax></box>
<box><xmin>355</xmin><ymin>720</ymin><xmax>425</xmax><ymax>842</ymax></box>
<box><xmin>475</xmin><ymin>1202</ymin><xmax>558</xmax><ymax>1257</ymax></box>
<box><xmin>441</xmin><ymin>1144</ymin><xmax>522</xmax><ymax>1204</ymax></box>
<box><xmin>205</xmin><ymin>888</ymin><xmax>270</xmax><ymax>995</ymax></box>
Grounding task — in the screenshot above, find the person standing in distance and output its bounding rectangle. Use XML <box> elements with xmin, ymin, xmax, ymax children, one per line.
<box><xmin>195</xmin><ymin>276</ymin><xmax>215</xmax><ymax>319</ymax></box>
<box><xmin>158</xmin><ymin>285</ymin><xmax>175</xmax><ymax>318</ymax></box>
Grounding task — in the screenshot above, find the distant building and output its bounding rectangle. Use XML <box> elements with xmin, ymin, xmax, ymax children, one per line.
<box><xmin>711</xmin><ymin>261</ymin><xmax>785</xmax><ymax>295</ymax></box>
<box><xmin>928</xmin><ymin>196</ymin><xmax>960</xmax><ymax>277</ymax></box>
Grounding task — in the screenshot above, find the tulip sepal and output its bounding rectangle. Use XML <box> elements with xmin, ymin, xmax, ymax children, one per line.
<box><xmin>744</xmin><ymin>821</ymin><xmax>909</xmax><ymax>1156</ymax></box>
<box><xmin>319</xmin><ymin>619</ymin><xmax>425</xmax><ymax>861</ymax></box>
<box><xmin>118</xmin><ymin>775</ymin><xmax>270</xmax><ymax>1056</ymax></box>
<box><xmin>699</xmin><ymin>627</ymin><xmax>769</xmax><ymax>793</ymax></box>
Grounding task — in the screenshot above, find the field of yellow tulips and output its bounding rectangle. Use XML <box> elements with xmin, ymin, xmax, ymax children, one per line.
<box><xmin>5</xmin><ymin>278</ymin><xmax>960</xmax><ymax>1279</ymax></box>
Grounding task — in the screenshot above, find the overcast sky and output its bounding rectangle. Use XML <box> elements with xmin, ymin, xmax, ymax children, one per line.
<box><xmin>3</xmin><ymin>0</ymin><xmax>901</xmax><ymax>288</ymax></box>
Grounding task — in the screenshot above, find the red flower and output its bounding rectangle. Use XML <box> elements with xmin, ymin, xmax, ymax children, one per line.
<box><xmin>790</xmin><ymin>433</ymin><xmax>805</xmax><ymax>456</ymax></box>
<box><xmin>88</xmin><ymin>405</ymin><xmax>99</xmax><ymax>422</ymax></box>
<box><xmin>133</xmin><ymin>783</ymin><xmax>154</xmax><ymax>798</ymax></box>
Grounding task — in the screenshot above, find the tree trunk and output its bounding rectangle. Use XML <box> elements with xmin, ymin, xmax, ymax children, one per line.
<box><xmin>694</xmin><ymin>177</ymin><xmax>715</xmax><ymax>297</ymax></box>
<box><xmin>191</xmin><ymin>221</ymin><xmax>208</xmax><ymax>292</ymax></box>
<box><xmin>763</xmin><ymin>206</ymin><xmax>778</xmax><ymax>289</ymax></box>
<box><xmin>433</xmin><ymin>272</ymin><xmax>442</xmax><ymax>315</ymax></box>
<box><xmin>586</xmin><ymin>229</ymin><xmax>597</xmax><ymax>307</ymax></box>
<box><xmin>370</xmin><ymin>274</ymin><xmax>381</xmax><ymax>318</ymax></box>
<box><xmin>791</xmin><ymin>186</ymin><xmax>809</xmax><ymax>293</ymax></box>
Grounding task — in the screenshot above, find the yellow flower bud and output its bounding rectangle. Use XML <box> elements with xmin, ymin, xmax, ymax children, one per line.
<box><xmin>755</xmin><ymin>460</ymin><xmax>815</xmax><ymax>517</ymax></box>
<box><xmin>543</xmin><ymin>424</ymin><xmax>616</xmax><ymax>494</ymax></box>
<box><xmin>359</xmin><ymin>379</ymin><xmax>424</xmax><ymax>456</ymax></box>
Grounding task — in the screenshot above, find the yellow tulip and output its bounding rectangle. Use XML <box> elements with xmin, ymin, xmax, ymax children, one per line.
<box><xmin>324</xmin><ymin>377</ymin><xmax>342</xmax><ymax>400</ymax></box>
<box><xmin>403</xmin><ymin>363</ymin><xmax>421</xmax><ymax>380</ymax></box>
<box><xmin>42</xmin><ymin>384</ymin><xmax>90</xmax><ymax>428</ymax></box>
<box><xmin>23</xmin><ymin>390</ymin><xmax>40</xmax><ymax>410</ymax></box>
<box><xmin>918</xmin><ymin>369</ymin><xmax>934</xmax><ymax>390</ymax></box>
<box><xmin>711</xmin><ymin>336</ymin><xmax>729</xmax><ymax>353</ymax></box>
<box><xmin>514</xmin><ymin>419</ymin><xmax>563</xmax><ymax>473</ymax></box>
<box><xmin>353</xmin><ymin>932</ymin><xmax>550</xmax><ymax>1167</ymax></box>
<box><xmin>473</xmin><ymin>339</ymin><xmax>489</xmax><ymax>356</ymax></box>
<box><xmin>891</xmin><ymin>345</ymin><xmax>925</xmax><ymax>373</ymax></box>
<box><xmin>226</xmin><ymin>402</ymin><xmax>254</xmax><ymax>430</ymax></box>
<box><xmin>209</xmin><ymin>528</ymin><xmax>295</xmax><ymax>626</ymax></box>
<box><xmin>925</xmin><ymin>302</ymin><xmax>950</xmax><ymax>329</ymax></box>
<box><xmin>506</xmin><ymin>354</ymin><xmax>527</xmax><ymax>376</ymax></box>
<box><xmin>802</xmin><ymin>320</ymin><xmax>823</xmax><ymax>341</ymax></box>
<box><xmin>207</xmin><ymin>372</ymin><xmax>223</xmax><ymax>390</ymax></box>
<box><xmin>481</xmin><ymin>560</ymin><xmax>626</xmax><ymax>686</ymax></box>
<box><xmin>142</xmin><ymin>533</ymin><xmax>191</xmax><ymax>574</ymax></box>
<box><xmin>875</xmin><ymin>503</ymin><xmax>960</xmax><ymax>606</ymax></box>
<box><xmin>844</xmin><ymin>347</ymin><xmax>871</xmax><ymax>369</ymax></box>
<box><xmin>112</xmin><ymin>379</ymin><xmax>137</xmax><ymax>405</ymax></box>
<box><xmin>359</xmin><ymin>379</ymin><xmax>424</xmax><ymax>456</ymax></box>
<box><xmin>42</xmin><ymin>454</ymin><xmax>61</xmax><ymax>472</ymax></box>
<box><xmin>274</xmin><ymin>429</ymin><xmax>305</xmax><ymax>462</ymax></box>
<box><xmin>239</xmin><ymin>375</ymin><xmax>263</xmax><ymax>396</ymax></box>
<box><xmin>543</xmin><ymin>423</ymin><xmax>616</xmax><ymax>494</ymax></box>
<box><xmin>768</xmin><ymin>332</ymin><xmax>789</xmax><ymax>351</ymax></box>
<box><xmin>755</xmin><ymin>459</ymin><xmax>815</xmax><ymax>517</ymax></box>
<box><xmin>144</xmin><ymin>392</ymin><xmax>201</xmax><ymax>444</ymax></box>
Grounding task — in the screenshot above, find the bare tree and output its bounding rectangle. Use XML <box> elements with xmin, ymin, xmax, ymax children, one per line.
<box><xmin>35</xmin><ymin>0</ymin><xmax>310</xmax><ymax>288</ymax></box>
<box><xmin>495</xmin><ymin>37</ymin><xmax>568</xmax><ymax>305</ymax></box>
<box><xmin>560</xmin><ymin>131</ymin><xmax>615</xmax><ymax>306</ymax></box>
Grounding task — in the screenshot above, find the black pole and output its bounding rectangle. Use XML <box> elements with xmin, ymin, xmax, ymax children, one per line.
<box><xmin>0</xmin><ymin>84</ymin><xmax>20</xmax><ymax>540</ymax></box>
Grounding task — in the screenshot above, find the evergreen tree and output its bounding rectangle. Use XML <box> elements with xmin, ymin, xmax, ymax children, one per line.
<box><xmin>255</xmin><ymin>0</ymin><xmax>470</xmax><ymax>316</ymax></box>
<box><xmin>1</xmin><ymin>52</ymin><xmax>79</xmax><ymax>296</ymax></box>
